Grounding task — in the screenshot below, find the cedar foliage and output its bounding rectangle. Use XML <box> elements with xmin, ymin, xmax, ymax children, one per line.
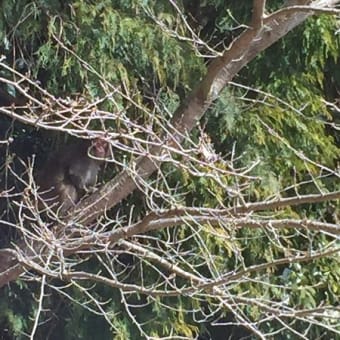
<box><xmin>0</xmin><ymin>1</ymin><xmax>339</xmax><ymax>339</ymax></box>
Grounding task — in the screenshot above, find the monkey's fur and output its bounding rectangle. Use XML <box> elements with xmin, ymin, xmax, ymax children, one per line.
<box><xmin>37</xmin><ymin>138</ymin><xmax>108</xmax><ymax>214</ymax></box>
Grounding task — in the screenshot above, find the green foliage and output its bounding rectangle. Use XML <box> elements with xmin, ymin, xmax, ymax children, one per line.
<box><xmin>0</xmin><ymin>303</ymin><xmax>26</xmax><ymax>337</ymax></box>
<box><xmin>1</xmin><ymin>0</ymin><xmax>340</xmax><ymax>339</ymax></box>
<box><xmin>0</xmin><ymin>283</ymin><xmax>35</xmax><ymax>339</ymax></box>
<box><xmin>204</xmin><ymin>14</ymin><xmax>340</xmax><ymax>198</ymax></box>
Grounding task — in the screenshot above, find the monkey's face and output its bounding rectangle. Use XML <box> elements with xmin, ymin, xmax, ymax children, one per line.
<box><xmin>91</xmin><ymin>139</ymin><xmax>109</xmax><ymax>159</ymax></box>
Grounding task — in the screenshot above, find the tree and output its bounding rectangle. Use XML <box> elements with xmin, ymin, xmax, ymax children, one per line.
<box><xmin>0</xmin><ymin>0</ymin><xmax>339</xmax><ymax>338</ymax></box>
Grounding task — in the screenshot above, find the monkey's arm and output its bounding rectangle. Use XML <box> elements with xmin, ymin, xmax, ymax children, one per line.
<box><xmin>68</xmin><ymin>159</ymin><xmax>99</xmax><ymax>195</ymax></box>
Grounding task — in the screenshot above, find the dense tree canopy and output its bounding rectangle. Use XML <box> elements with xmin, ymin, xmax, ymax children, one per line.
<box><xmin>0</xmin><ymin>1</ymin><xmax>339</xmax><ymax>339</ymax></box>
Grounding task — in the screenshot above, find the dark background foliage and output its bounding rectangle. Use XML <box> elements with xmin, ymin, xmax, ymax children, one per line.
<box><xmin>0</xmin><ymin>1</ymin><xmax>339</xmax><ymax>338</ymax></box>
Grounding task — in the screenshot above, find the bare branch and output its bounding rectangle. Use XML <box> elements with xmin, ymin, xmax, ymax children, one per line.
<box><xmin>251</xmin><ymin>0</ymin><xmax>267</xmax><ymax>29</ymax></box>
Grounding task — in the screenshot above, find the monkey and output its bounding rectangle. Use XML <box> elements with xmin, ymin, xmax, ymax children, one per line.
<box><xmin>36</xmin><ymin>138</ymin><xmax>109</xmax><ymax>215</ymax></box>
<box><xmin>68</xmin><ymin>138</ymin><xmax>108</xmax><ymax>195</ymax></box>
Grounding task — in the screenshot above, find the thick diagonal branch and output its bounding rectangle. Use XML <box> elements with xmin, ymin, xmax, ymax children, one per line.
<box><xmin>1</xmin><ymin>0</ymin><xmax>339</xmax><ymax>288</ymax></box>
<box><xmin>74</xmin><ymin>0</ymin><xmax>327</xmax><ymax>225</ymax></box>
